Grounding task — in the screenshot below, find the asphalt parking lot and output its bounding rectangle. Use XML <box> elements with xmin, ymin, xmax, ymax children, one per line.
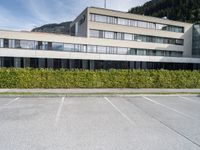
<box><xmin>0</xmin><ymin>95</ymin><xmax>200</xmax><ymax>150</ymax></box>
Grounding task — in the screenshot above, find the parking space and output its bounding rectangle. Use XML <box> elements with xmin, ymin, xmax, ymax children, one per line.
<box><xmin>0</xmin><ymin>95</ymin><xmax>200</xmax><ymax>150</ymax></box>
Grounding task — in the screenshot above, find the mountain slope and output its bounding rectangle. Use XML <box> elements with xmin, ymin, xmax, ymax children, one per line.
<box><xmin>32</xmin><ymin>21</ymin><xmax>72</xmax><ymax>34</ymax></box>
<box><xmin>129</xmin><ymin>0</ymin><xmax>200</xmax><ymax>23</ymax></box>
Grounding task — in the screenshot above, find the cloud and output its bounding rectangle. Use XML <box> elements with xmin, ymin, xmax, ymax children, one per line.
<box><xmin>0</xmin><ymin>5</ymin><xmax>37</xmax><ymax>30</ymax></box>
<box><xmin>0</xmin><ymin>0</ymin><xmax>149</xmax><ymax>31</ymax></box>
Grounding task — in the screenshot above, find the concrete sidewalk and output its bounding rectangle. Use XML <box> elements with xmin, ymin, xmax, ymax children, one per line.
<box><xmin>0</xmin><ymin>88</ymin><xmax>200</xmax><ymax>94</ymax></box>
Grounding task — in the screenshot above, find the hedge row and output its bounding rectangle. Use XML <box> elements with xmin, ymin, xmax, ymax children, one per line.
<box><xmin>0</xmin><ymin>68</ymin><xmax>199</xmax><ymax>88</ymax></box>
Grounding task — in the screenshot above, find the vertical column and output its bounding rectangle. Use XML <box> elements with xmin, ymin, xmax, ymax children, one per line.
<box><xmin>14</xmin><ymin>58</ymin><xmax>21</xmax><ymax>68</ymax></box>
<box><xmin>89</xmin><ymin>60</ymin><xmax>94</xmax><ymax>70</ymax></box>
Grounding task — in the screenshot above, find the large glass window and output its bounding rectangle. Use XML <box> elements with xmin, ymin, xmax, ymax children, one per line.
<box><xmin>80</xmin><ymin>45</ymin><xmax>87</xmax><ymax>52</ymax></box>
<box><xmin>3</xmin><ymin>39</ymin><xmax>9</xmax><ymax>48</ymax></box>
<box><xmin>87</xmin><ymin>45</ymin><xmax>97</xmax><ymax>53</ymax></box>
<box><xmin>0</xmin><ymin>39</ymin><xmax>3</xmax><ymax>48</ymax></box>
<box><xmin>138</xmin><ymin>21</ymin><xmax>147</xmax><ymax>28</ymax></box>
<box><xmin>175</xmin><ymin>39</ymin><xmax>184</xmax><ymax>45</ymax></box>
<box><xmin>128</xmin><ymin>48</ymin><xmax>136</xmax><ymax>55</ymax></box>
<box><xmin>74</xmin><ymin>44</ymin><xmax>81</xmax><ymax>52</ymax></box>
<box><xmin>90</xmin><ymin>13</ymin><xmax>184</xmax><ymax>33</ymax></box>
<box><xmin>118</xmin><ymin>18</ymin><xmax>129</xmax><ymax>25</ymax></box>
<box><xmin>36</xmin><ymin>41</ymin><xmax>48</xmax><ymax>50</ymax></box>
<box><xmin>95</xmin><ymin>15</ymin><xmax>107</xmax><ymax>23</ymax></box>
<box><xmin>19</xmin><ymin>40</ymin><xmax>35</xmax><ymax>49</ymax></box>
<box><xmin>156</xmin><ymin>24</ymin><xmax>167</xmax><ymax>30</ymax></box>
<box><xmin>130</xmin><ymin>20</ymin><xmax>138</xmax><ymax>27</ymax></box>
<box><xmin>124</xmin><ymin>34</ymin><xmax>132</xmax><ymax>41</ymax></box>
<box><xmin>52</xmin><ymin>42</ymin><xmax>63</xmax><ymax>51</ymax></box>
<box><xmin>97</xmin><ymin>46</ymin><xmax>107</xmax><ymax>53</ymax></box>
<box><xmin>63</xmin><ymin>44</ymin><xmax>74</xmax><ymax>51</ymax></box>
<box><xmin>104</xmin><ymin>31</ymin><xmax>114</xmax><ymax>39</ymax></box>
<box><xmin>148</xmin><ymin>23</ymin><xmax>156</xmax><ymax>29</ymax></box>
<box><xmin>156</xmin><ymin>50</ymin><xmax>164</xmax><ymax>56</ymax></box>
<box><xmin>107</xmin><ymin>47</ymin><xmax>117</xmax><ymax>54</ymax></box>
<box><xmin>107</xmin><ymin>16</ymin><xmax>117</xmax><ymax>24</ymax></box>
<box><xmin>90</xmin><ymin>30</ymin><xmax>99</xmax><ymax>38</ymax></box>
<box><xmin>137</xmin><ymin>49</ymin><xmax>147</xmax><ymax>55</ymax></box>
<box><xmin>117</xmin><ymin>47</ymin><xmax>128</xmax><ymax>55</ymax></box>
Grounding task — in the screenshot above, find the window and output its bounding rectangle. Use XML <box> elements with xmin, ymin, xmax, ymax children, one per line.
<box><xmin>87</xmin><ymin>45</ymin><xmax>97</xmax><ymax>53</ymax></box>
<box><xmin>90</xmin><ymin>14</ymin><xmax>184</xmax><ymax>33</ymax></box>
<box><xmin>128</xmin><ymin>48</ymin><xmax>136</xmax><ymax>55</ymax></box>
<box><xmin>52</xmin><ymin>42</ymin><xmax>63</xmax><ymax>51</ymax></box>
<box><xmin>3</xmin><ymin>39</ymin><xmax>9</xmax><ymax>48</ymax></box>
<box><xmin>80</xmin><ymin>45</ymin><xmax>87</xmax><ymax>52</ymax></box>
<box><xmin>104</xmin><ymin>31</ymin><xmax>114</xmax><ymax>39</ymax></box>
<box><xmin>124</xmin><ymin>34</ymin><xmax>132</xmax><ymax>41</ymax></box>
<box><xmin>148</xmin><ymin>23</ymin><xmax>156</xmax><ymax>29</ymax></box>
<box><xmin>135</xmin><ymin>35</ymin><xmax>143</xmax><ymax>42</ymax></box>
<box><xmin>130</xmin><ymin>20</ymin><xmax>138</xmax><ymax>27</ymax></box>
<box><xmin>97</xmin><ymin>46</ymin><xmax>107</xmax><ymax>53</ymax></box>
<box><xmin>147</xmin><ymin>50</ymin><xmax>156</xmax><ymax>56</ymax></box>
<box><xmin>118</xmin><ymin>18</ymin><xmax>129</xmax><ymax>25</ymax></box>
<box><xmin>48</xmin><ymin>42</ymin><xmax>52</xmax><ymax>50</ymax></box>
<box><xmin>156</xmin><ymin>24</ymin><xmax>167</xmax><ymax>30</ymax></box>
<box><xmin>117</xmin><ymin>47</ymin><xmax>128</xmax><ymax>55</ymax></box>
<box><xmin>90</xmin><ymin>14</ymin><xmax>95</xmax><ymax>21</ymax></box>
<box><xmin>95</xmin><ymin>15</ymin><xmax>107</xmax><ymax>23</ymax></box>
<box><xmin>90</xmin><ymin>30</ymin><xmax>99</xmax><ymax>38</ymax></box>
<box><xmin>74</xmin><ymin>44</ymin><xmax>81</xmax><ymax>52</ymax></box>
<box><xmin>0</xmin><ymin>39</ymin><xmax>3</xmax><ymax>48</ymax></box>
<box><xmin>20</xmin><ymin>40</ymin><xmax>35</xmax><ymax>49</ymax></box>
<box><xmin>175</xmin><ymin>39</ymin><xmax>184</xmax><ymax>45</ymax></box>
<box><xmin>64</xmin><ymin>44</ymin><xmax>74</xmax><ymax>51</ymax></box>
<box><xmin>138</xmin><ymin>21</ymin><xmax>147</xmax><ymax>28</ymax></box>
<box><xmin>137</xmin><ymin>49</ymin><xmax>146</xmax><ymax>55</ymax></box>
<box><xmin>107</xmin><ymin>47</ymin><xmax>117</xmax><ymax>54</ymax></box>
<box><xmin>156</xmin><ymin>50</ymin><xmax>164</xmax><ymax>56</ymax></box>
<box><xmin>115</xmin><ymin>32</ymin><xmax>123</xmax><ymax>40</ymax></box>
<box><xmin>36</xmin><ymin>41</ymin><xmax>47</xmax><ymax>50</ymax></box>
<box><xmin>107</xmin><ymin>16</ymin><xmax>117</xmax><ymax>24</ymax></box>
<box><xmin>165</xmin><ymin>51</ymin><xmax>172</xmax><ymax>56</ymax></box>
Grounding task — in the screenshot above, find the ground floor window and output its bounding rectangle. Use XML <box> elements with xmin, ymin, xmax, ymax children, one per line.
<box><xmin>0</xmin><ymin>57</ymin><xmax>199</xmax><ymax>70</ymax></box>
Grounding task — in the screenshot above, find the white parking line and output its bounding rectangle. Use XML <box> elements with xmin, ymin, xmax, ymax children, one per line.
<box><xmin>55</xmin><ymin>97</ymin><xmax>65</xmax><ymax>126</ymax></box>
<box><xmin>104</xmin><ymin>97</ymin><xmax>135</xmax><ymax>126</ymax></box>
<box><xmin>178</xmin><ymin>96</ymin><xmax>200</xmax><ymax>104</ymax></box>
<box><xmin>142</xmin><ymin>96</ymin><xmax>197</xmax><ymax>120</ymax></box>
<box><xmin>2</xmin><ymin>97</ymin><xmax>20</xmax><ymax>107</ymax></box>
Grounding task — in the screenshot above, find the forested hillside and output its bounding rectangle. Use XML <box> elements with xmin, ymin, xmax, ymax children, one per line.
<box><xmin>129</xmin><ymin>0</ymin><xmax>200</xmax><ymax>23</ymax></box>
<box><xmin>32</xmin><ymin>21</ymin><xmax>72</xmax><ymax>34</ymax></box>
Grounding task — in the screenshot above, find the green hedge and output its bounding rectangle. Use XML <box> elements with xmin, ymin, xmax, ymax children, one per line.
<box><xmin>0</xmin><ymin>68</ymin><xmax>199</xmax><ymax>88</ymax></box>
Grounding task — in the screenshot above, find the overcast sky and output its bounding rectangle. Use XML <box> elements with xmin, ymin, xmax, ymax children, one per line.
<box><xmin>0</xmin><ymin>0</ymin><xmax>149</xmax><ymax>31</ymax></box>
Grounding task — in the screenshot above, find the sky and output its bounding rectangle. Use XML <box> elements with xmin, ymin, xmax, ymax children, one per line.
<box><xmin>0</xmin><ymin>0</ymin><xmax>149</xmax><ymax>31</ymax></box>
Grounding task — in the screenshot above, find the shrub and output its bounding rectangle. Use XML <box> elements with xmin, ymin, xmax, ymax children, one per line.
<box><xmin>0</xmin><ymin>68</ymin><xmax>199</xmax><ymax>88</ymax></box>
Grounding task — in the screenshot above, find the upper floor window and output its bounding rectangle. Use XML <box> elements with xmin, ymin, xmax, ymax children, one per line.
<box><xmin>105</xmin><ymin>31</ymin><xmax>114</xmax><ymax>39</ymax></box>
<box><xmin>95</xmin><ymin>15</ymin><xmax>107</xmax><ymax>23</ymax></box>
<box><xmin>118</xmin><ymin>18</ymin><xmax>129</xmax><ymax>26</ymax></box>
<box><xmin>0</xmin><ymin>39</ymin><xmax>3</xmax><ymax>48</ymax></box>
<box><xmin>52</xmin><ymin>42</ymin><xmax>64</xmax><ymax>51</ymax></box>
<box><xmin>90</xmin><ymin>14</ymin><xmax>184</xmax><ymax>33</ymax></box>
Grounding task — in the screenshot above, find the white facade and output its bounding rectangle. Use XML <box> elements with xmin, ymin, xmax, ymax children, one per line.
<box><xmin>0</xmin><ymin>7</ymin><xmax>199</xmax><ymax>69</ymax></box>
